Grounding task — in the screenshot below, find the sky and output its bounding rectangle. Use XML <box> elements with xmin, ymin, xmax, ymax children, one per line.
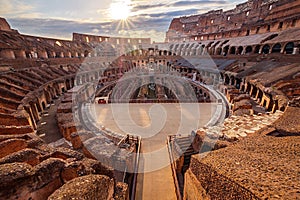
<box><xmin>0</xmin><ymin>0</ymin><xmax>245</xmax><ymax>43</ymax></box>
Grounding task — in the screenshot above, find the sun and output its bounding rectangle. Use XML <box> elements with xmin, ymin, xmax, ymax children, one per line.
<box><xmin>110</xmin><ymin>0</ymin><xmax>131</xmax><ymax>20</ymax></box>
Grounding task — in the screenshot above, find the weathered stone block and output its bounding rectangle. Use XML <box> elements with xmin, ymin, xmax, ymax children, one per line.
<box><xmin>48</xmin><ymin>174</ymin><xmax>114</xmax><ymax>200</ymax></box>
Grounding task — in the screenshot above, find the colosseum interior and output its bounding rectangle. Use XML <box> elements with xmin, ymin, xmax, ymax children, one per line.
<box><xmin>0</xmin><ymin>0</ymin><xmax>299</xmax><ymax>199</ymax></box>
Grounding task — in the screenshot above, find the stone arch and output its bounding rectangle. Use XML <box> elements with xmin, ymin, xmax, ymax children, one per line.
<box><xmin>250</xmin><ymin>85</ymin><xmax>258</xmax><ymax>97</ymax></box>
<box><xmin>262</xmin><ymin>44</ymin><xmax>270</xmax><ymax>54</ymax></box>
<box><xmin>44</xmin><ymin>89</ymin><xmax>52</xmax><ymax>104</ymax></box>
<box><xmin>41</xmin><ymin>101</ymin><xmax>46</xmax><ymax>111</ymax></box>
<box><xmin>241</xmin><ymin>84</ymin><xmax>245</xmax><ymax>92</ymax></box>
<box><xmin>284</xmin><ymin>42</ymin><xmax>294</xmax><ymax>54</ymax></box>
<box><xmin>254</xmin><ymin>45</ymin><xmax>260</xmax><ymax>54</ymax></box>
<box><xmin>257</xmin><ymin>89</ymin><xmax>263</xmax><ymax>102</ymax></box>
<box><xmin>223</xmin><ymin>45</ymin><xmax>229</xmax><ymax>55</ymax></box>
<box><xmin>245</xmin><ymin>46</ymin><xmax>253</xmax><ymax>54</ymax></box>
<box><xmin>84</xmin><ymin>50</ymin><xmax>89</xmax><ymax>57</ymax></box>
<box><xmin>169</xmin><ymin>44</ymin><xmax>174</xmax><ymax>52</ymax></box>
<box><xmin>237</xmin><ymin>46</ymin><xmax>243</xmax><ymax>55</ymax></box>
<box><xmin>224</xmin><ymin>74</ymin><xmax>230</xmax><ymax>84</ymax></box>
<box><xmin>66</xmin><ymin>79</ymin><xmax>71</xmax><ymax>90</ymax></box>
<box><xmin>271</xmin><ymin>43</ymin><xmax>281</xmax><ymax>53</ymax></box>
<box><xmin>25</xmin><ymin>51</ymin><xmax>32</xmax><ymax>58</ymax></box>
<box><xmin>230</xmin><ymin>76</ymin><xmax>235</xmax><ymax>85</ymax></box>
<box><xmin>46</xmin><ymin>50</ymin><xmax>53</xmax><ymax>58</ymax></box>
<box><xmin>216</xmin><ymin>47</ymin><xmax>222</xmax><ymax>55</ymax></box>
<box><xmin>71</xmin><ymin>77</ymin><xmax>75</xmax><ymax>88</ymax></box>
<box><xmin>61</xmin><ymin>87</ymin><xmax>66</xmax><ymax>93</ymax></box>
<box><xmin>229</xmin><ymin>46</ymin><xmax>236</xmax><ymax>55</ymax></box>
<box><xmin>235</xmin><ymin>78</ymin><xmax>242</xmax><ymax>89</ymax></box>
<box><xmin>47</xmin><ymin>85</ymin><xmax>56</xmax><ymax>99</ymax></box>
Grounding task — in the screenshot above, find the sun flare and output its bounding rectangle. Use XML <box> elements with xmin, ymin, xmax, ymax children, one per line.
<box><xmin>110</xmin><ymin>0</ymin><xmax>131</xmax><ymax>20</ymax></box>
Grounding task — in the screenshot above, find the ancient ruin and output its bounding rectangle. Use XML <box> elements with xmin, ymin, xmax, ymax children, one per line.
<box><xmin>0</xmin><ymin>0</ymin><xmax>299</xmax><ymax>199</ymax></box>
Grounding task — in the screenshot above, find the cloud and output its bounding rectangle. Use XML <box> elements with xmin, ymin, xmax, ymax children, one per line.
<box><xmin>171</xmin><ymin>0</ymin><xmax>228</xmax><ymax>7</ymax></box>
<box><xmin>131</xmin><ymin>3</ymin><xmax>167</xmax><ymax>12</ymax></box>
<box><xmin>135</xmin><ymin>8</ymin><xmax>202</xmax><ymax>19</ymax></box>
<box><xmin>0</xmin><ymin>0</ymin><xmax>38</xmax><ymax>17</ymax></box>
<box><xmin>2</xmin><ymin>0</ymin><xmax>245</xmax><ymax>42</ymax></box>
<box><xmin>6</xmin><ymin>17</ymin><xmax>169</xmax><ymax>42</ymax></box>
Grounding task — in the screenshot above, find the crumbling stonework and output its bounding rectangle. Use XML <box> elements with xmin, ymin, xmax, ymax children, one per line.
<box><xmin>0</xmin><ymin>133</ymin><xmax>127</xmax><ymax>200</ymax></box>
<box><xmin>48</xmin><ymin>174</ymin><xmax>115</xmax><ymax>200</ymax></box>
<box><xmin>184</xmin><ymin>105</ymin><xmax>300</xmax><ymax>200</ymax></box>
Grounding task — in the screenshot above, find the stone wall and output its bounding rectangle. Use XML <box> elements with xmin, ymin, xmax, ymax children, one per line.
<box><xmin>184</xmin><ymin>157</ymin><xmax>260</xmax><ymax>200</ymax></box>
<box><xmin>0</xmin><ymin>18</ymin><xmax>12</xmax><ymax>31</ymax></box>
<box><xmin>0</xmin><ymin>133</ymin><xmax>128</xmax><ymax>200</ymax></box>
<box><xmin>166</xmin><ymin>0</ymin><xmax>300</xmax><ymax>42</ymax></box>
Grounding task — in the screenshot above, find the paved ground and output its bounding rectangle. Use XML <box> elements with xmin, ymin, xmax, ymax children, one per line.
<box><xmin>93</xmin><ymin>103</ymin><xmax>218</xmax><ymax>200</ymax></box>
<box><xmin>36</xmin><ymin>98</ymin><xmax>63</xmax><ymax>144</ymax></box>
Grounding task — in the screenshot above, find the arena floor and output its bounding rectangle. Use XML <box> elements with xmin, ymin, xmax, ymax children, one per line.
<box><xmin>92</xmin><ymin>102</ymin><xmax>219</xmax><ymax>199</ymax></box>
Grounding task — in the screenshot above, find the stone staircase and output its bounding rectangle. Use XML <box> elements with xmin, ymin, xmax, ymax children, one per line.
<box><xmin>173</xmin><ymin>135</ymin><xmax>196</xmax><ymax>173</ymax></box>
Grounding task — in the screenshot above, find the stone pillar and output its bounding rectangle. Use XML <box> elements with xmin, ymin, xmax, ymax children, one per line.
<box><xmin>0</xmin><ymin>49</ymin><xmax>15</xmax><ymax>59</ymax></box>
<box><xmin>293</xmin><ymin>47</ymin><xmax>299</xmax><ymax>55</ymax></box>
<box><xmin>14</xmin><ymin>50</ymin><xmax>26</xmax><ymax>59</ymax></box>
<box><xmin>30</xmin><ymin>103</ymin><xmax>40</xmax><ymax>122</ymax></box>
<box><xmin>241</xmin><ymin>47</ymin><xmax>246</xmax><ymax>55</ymax></box>
<box><xmin>24</xmin><ymin>106</ymin><xmax>37</xmax><ymax>130</ymax></box>
<box><xmin>255</xmin><ymin>89</ymin><xmax>260</xmax><ymax>100</ymax></box>
<box><xmin>38</xmin><ymin>51</ymin><xmax>48</xmax><ymax>59</ymax></box>
<box><xmin>259</xmin><ymin>47</ymin><xmax>263</xmax><ymax>54</ymax></box>
<box><xmin>249</xmin><ymin>85</ymin><xmax>254</xmax><ymax>96</ymax></box>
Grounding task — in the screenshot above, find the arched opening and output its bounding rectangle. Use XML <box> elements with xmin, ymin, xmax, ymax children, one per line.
<box><xmin>66</xmin><ymin>79</ymin><xmax>71</xmax><ymax>90</ymax></box>
<box><xmin>84</xmin><ymin>50</ymin><xmax>89</xmax><ymax>57</ymax></box>
<box><xmin>229</xmin><ymin>46</ymin><xmax>236</xmax><ymax>55</ymax></box>
<box><xmin>237</xmin><ymin>46</ymin><xmax>243</xmax><ymax>54</ymax></box>
<box><xmin>230</xmin><ymin>76</ymin><xmax>235</xmax><ymax>85</ymax></box>
<box><xmin>236</xmin><ymin>78</ymin><xmax>242</xmax><ymax>89</ymax></box>
<box><xmin>47</xmin><ymin>51</ymin><xmax>53</xmax><ymax>58</ymax></box>
<box><xmin>216</xmin><ymin>48</ymin><xmax>222</xmax><ymax>55</ymax></box>
<box><xmin>284</xmin><ymin>42</ymin><xmax>294</xmax><ymax>54</ymax></box>
<box><xmin>223</xmin><ymin>45</ymin><xmax>229</xmax><ymax>56</ymax></box>
<box><xmin>262</xmin><ymin>45</ymin><xmax>270</xmax><ymax>54</ymax></box>
<box><xmin>257</xmin><ymin>89</ymin><xmax>263</xmax><ymax>102</ymax></box>
<box><xmin>254</xmin><ymin>45</ymin><xmax>260</xmax><ymax>54</ymax></box>
<box><xmin>225</xmin><ymin>75</ymin><xmax>230</xmax><ymax>85</ymax></box>
<box><xmin>71</xmin><ymin>78</ymin><xmax>75</xmax><ymax>88</ymax></box>
<box><xmin>263</xmin><ymin>100</ymin><xmax>267</xmax><ymax>108</ymax></box>
<box><xmin>271</xmin><ymin>43</ymin><xmax>281</xmax><ymax>53</ymax></box>
<box><xmin>42</xmin><ymin>101</ymin><xmax>46</xmax><ymax>111</ymax></box>
<box><xmin>241</xmin><ymin>85</ymin><xmax>245</xmax><ymax>92</ymax></box>
<box><xmin>25</xmin><ymin>51</ymin><xmax>32</xmax><ymax>59</ymax></box>
<box><xmin>55</xmin><ymin>52</ymin><xmax>61</xmax><ymax>58</ymax></box>
<box><xmin>252</xmin><ymin>87</ymin><xmax>257</xmax><ymax>98</ymax></box>
<box><xmin>245</xmin><ymin>46</ymin><xmax>252</xmax><ymax>54</ymax></box>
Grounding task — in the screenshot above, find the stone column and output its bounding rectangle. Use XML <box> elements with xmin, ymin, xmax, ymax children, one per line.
<box><xmin>293</xmin><ymin>47</ymin><xmax>299</xmax><ymax>55</ymax></box>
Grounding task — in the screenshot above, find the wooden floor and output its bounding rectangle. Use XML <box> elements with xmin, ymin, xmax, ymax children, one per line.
<box><xmin>93</xmin><ymin>103</ymin><xmax>218</xmax><ymax>199</ymax></box>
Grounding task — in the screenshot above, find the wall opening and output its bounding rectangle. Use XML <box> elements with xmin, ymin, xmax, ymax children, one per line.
<box><xmin>284</xmin><ymin>42</ymin><xmax>294</xmax><ymax>54</ymax></box>
<box><xmin>245</xmin><ymin>46</ymin><xmax>252</xmax><ymax>54</ymax></box>
<box><xmin>262</xmin><ymin>45</ymin><xmax>270</xmax><ymax>54</ymax></box>
<box><xmin>272</xmin><ymin>43</ymin><xmax>281</xmax><ymax>53</ymax></box>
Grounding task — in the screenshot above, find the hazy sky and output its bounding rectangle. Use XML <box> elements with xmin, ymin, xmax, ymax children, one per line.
<box><xmin>0</xmin><ymin>0</ymin><xmax>245</xmax><ymax>42</ymax></box>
